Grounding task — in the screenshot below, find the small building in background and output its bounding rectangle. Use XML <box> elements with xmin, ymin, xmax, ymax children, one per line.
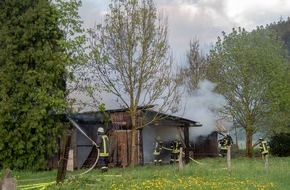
<box><xmin>48</xmin><ymin>106</ymin><xmax>220</xmax><ymax>169</ymax></box>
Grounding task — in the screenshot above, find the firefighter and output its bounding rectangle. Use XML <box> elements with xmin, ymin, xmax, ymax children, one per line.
<box><xmin>96</xmin><ymin>127</ymin><xmax>109</xmax><ymax>173</ymax></box>
<box><xmin>218</xmin><ymin>133</ymin><xmax>233</xmax><ymax>157</ymax></box>
<box><xmin>153</xmin><ymin>136</ymin><xmax>163</xmax><ymax>165</ymax></box>
<box><xmin>170</xmin><ymin>139</ymin><xmax>182</xmax><ymax>164</ymax></box>
<box><xmin>259</xmin><ymin>138</ymin><xmax>269</xmax><ymax>159</ymax></box>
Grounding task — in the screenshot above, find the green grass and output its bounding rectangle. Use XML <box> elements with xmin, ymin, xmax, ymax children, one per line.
<box><xmin>4</xmin><ymin>156</ymin><xmax>290</xmax><ymax>190</ymax></box>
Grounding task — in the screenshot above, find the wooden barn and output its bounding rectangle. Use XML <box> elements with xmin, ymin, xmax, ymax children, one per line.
<box><xmin>57</xmin><ymin>107</ymin><xmax>219</xmax><ymax>169</ymax></box>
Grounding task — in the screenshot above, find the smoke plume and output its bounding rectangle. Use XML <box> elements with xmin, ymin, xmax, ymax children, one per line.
<box><xmin>180</xmin><ymin>80</ymin><xmax>228</xmax><ymax>139</ymax></box>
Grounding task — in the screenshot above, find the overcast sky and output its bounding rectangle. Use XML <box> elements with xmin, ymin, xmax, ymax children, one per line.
<box><xmin>76</xmin><ymin>0</ymin><xmax>290</xmax><ymax>116</ymax></box>
<box><xmin>78</xmin><ymin>0</ymin><xmax>290</xmax><ymax>62</ymax></box>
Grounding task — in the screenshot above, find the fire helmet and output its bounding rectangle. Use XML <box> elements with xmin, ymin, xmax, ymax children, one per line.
<box><xmin>97</xmin><ymin>127</ymin><xmax>104</xmax><ymax>133</ymax></box>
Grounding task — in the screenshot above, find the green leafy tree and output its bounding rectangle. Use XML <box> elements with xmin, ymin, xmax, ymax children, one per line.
<box><xmin>55</xmin><ymin>0</ymin><xmax>91</xmax><ymax>111</ymax></box>
<box><xmin>88</xmin><ymin>0</ymin><xmax>182</xmax><ymax>165</ymax></box>
<box><xmin>0</xmin><ymin>0</ymin><xmax>84</xmax><ymax>170</ymax></box>
<box><xmin>208</xmin><ymin>27</ymin><xmax>290</xmax><ymax>157</ymax></box>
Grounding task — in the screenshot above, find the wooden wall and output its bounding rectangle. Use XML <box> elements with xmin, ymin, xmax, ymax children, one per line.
<box><xmin>191</xmin><ymin>132</ymin><xmax>218</xmax><ymax>159</ymax></box>
<box><xmin>109</xmin><ymin>130</ymin><xmax>141</xmax><ymax>166</ymax></box>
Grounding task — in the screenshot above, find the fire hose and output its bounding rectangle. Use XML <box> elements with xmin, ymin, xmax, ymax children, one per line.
<box><xmin>17</xmin><ymin>118</ymin><xmax>110</xmax><ymax>190</ymax></box>
<box><xmin>162</xmin><ymin>146</ymin><xmax>203</xmax><ymax>164</ymax></box>
<box><xmin>80</xmin><ymin>145</ymin><xmax>100</xmax><ymax>175</ymax></box>
<box><xmin>67</xmin><ymin>118</ymin><xmax>100</xmax><ymax>176</ymax></box>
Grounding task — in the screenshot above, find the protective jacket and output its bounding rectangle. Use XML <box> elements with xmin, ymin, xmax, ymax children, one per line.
<box><xmin>153</xmin><ymin>141</ymin><xmax>163</xmax><ymax>155</ymax></box>
<box><xmin>259</xmin><ymin>140</ymin><xmax>269</xmax><ymax>155</ymax></box>
<box><xmin>219</xmin><ymin>135</ymin><xmax>233</xmax><ymax>150</ymax></box>
<box><xmin>171</xmin><ymin>140</ymin><xmax>182</xmax><ymax>154</ymax></box>
<box><xmin>97</xmin><ymin>133</ymin><xmax>109</xmax><ymax>157</ymax></box>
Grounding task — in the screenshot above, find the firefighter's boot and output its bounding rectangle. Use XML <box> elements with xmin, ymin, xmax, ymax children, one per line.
<box><xmin>101</xmin><ymin>167</ymin><xmax>108</xmax><ymax>173</ymax></box>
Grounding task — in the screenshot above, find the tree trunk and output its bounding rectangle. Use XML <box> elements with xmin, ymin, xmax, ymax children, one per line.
<box><xmin>130</xmin><ymin>108</ymin><xmax>137</xmax><ymax>166</ymax></box>
<box><xmin>245</xmin><ymin>130</ymin><xmax>253</xmax><ymax>157</ymax></box>
<box><xmin>130</xmin><ymin>128</ymin><xmax>136</xmax><ymax>166</ymax></box>
<box><xmin>234</xmin><ymin>123</ymin><xmax>239</xmax><ymax>150</ymax></box>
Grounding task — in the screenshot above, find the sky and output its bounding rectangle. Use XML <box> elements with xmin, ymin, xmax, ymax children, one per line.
<box><xmin>78</xmin><ymin>0</ymin><xmax>290</xmax><ymax>62</ymax></box>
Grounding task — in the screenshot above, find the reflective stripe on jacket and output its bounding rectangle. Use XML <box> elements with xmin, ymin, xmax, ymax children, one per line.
<box><xmin>99</xmin><ymin>135</ymin><xmax>109</xmax><ymax>157</ymax></box>
<box><xmin>153</xmin><ymin>142</ymin><xmax>162</xmax><ymax>155</ymax></box>
<box><xmin>171</xmin><ymin>140</ymin><xmax>182</xmax><ymax>154</ymax></box>
<box><xmin>260</xmin><ymin>141</ymin><xmax>269</xmax><ymax>155</ymax></box>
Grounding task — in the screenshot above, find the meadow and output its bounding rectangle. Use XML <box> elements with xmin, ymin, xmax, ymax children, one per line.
<box><xmin>4</xmin><ymin>156</ymin><xmax>290</xmax><ymax>190</ymax></box>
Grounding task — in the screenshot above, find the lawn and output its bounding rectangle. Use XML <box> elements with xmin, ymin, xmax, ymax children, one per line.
<box><xmin>4</xmin><ymin>156</ymin><xmax>290</xmax><ymax>190</ymax></box>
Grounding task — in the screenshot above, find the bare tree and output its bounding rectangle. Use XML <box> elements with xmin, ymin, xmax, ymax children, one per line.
<box><xmin>88</xmin><ymin>0</ymin><xmax>182</xmax><ymax>165</ymax></box>
<box><xmin>180</xmin><ymin>39</ymin><xmax>208</xmax><ymax>93</ymax></box>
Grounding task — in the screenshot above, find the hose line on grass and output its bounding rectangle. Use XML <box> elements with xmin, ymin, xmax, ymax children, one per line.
<box><xmin>162</xmin><ymin>146</ymin><xmax>203</xmax><ymax>164</ymax></box>
<box><xmin>17</xmin><ymin>181</ymin><xmax>55</xmax><ymax>190</ymax></box>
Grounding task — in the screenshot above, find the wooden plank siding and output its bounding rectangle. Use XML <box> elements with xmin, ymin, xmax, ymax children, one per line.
<box><xmin>47</xmin><ymin>109</ymin><xmax>221</xmax><ymax>169</ymax></box>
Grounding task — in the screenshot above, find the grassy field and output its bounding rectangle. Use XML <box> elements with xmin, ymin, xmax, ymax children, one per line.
<box><xmin>4</xmin><ymin>156</ymin><xmax>290</xmax><ymax>190</ymax></box>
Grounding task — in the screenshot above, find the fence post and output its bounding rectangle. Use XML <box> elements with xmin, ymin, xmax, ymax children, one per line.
<box><xmin>264</xmin><ymin>154</ymin><xmax>269</xmax><ymax>170</ymax></box>
<box><xmin>227</xmin><ymin>146</ymin><xmax>231</xmax><ymax>171</ymax></box>
<box><xmin>56</xmin><ymin>134</ymin><xmax>71</xmax><ymax>183</ymax></box>
<box><xmin>178</xmin><ymin>147</ymin><xmax>183</xmax><ymax>171</ymax></box>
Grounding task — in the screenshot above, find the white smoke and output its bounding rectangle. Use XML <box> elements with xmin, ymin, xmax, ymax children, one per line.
<box><xmin>179</xmin><ymin>80</ymin><xmax>228</xmax><ymax>139</ymax></box>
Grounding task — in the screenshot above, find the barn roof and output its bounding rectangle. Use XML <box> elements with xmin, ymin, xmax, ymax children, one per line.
<box><xmin>105</xmin><ymin>105</ymin><xmax>155</xmax><ymax>113</ymax></box>
<box><xmin>68</xmin><ymin>105</ymin><xmax>202</xmax><ymax>127</ymax></box>
<box><xmin>143</xmin><ymin>110</ymin><xmax>202</xmax><ymax>127</ymax></box>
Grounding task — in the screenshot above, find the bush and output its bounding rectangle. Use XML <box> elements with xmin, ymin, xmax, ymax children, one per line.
<box><xmin>269</xmin><ymin>133</ymin><xmax>290</xmax><ymax>157</ymax></box>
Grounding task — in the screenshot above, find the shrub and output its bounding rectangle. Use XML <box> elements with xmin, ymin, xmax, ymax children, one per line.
<box><xmin>269</xmin><ymin>133</ymin><xmax>290</xmax><ymax>157</ymax></box>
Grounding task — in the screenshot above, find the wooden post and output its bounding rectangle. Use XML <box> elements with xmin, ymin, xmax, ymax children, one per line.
<box><xmin>184</xmin><ymin>126</ymin><xmax>190</xmax><ymax>164</ymax></box>
<box><xmin>0</xmin><ymin>169</ymin><xmax>17</xmax><ymax>190</ymax></box>
<box><xmin>67</xmin><ymin>150</ymin><xmax>74</xmax><ymax>171</ymax></box>
<box><xmin>264</xmin><ymin>154</ymin><xmax>269</xmax><ymax>170</ymax></box>
<box><xmin>56</xmin><ymin>134</ymin><xmax>71</xmax><ymax>183</ymax></box>
<box><xmin>227</xmin><ymin>146</ymin><xmax>231</xmax><ymax>171</ymax></box>
<box><xmin>121</xmin><ymin>143</ymin><xmax>126</xmax><ymax>176</ymax></box>
<box><xmin>178</xmin><ymin>147</ymin><xmax>183</xmax><ymax>171</ymax></box>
